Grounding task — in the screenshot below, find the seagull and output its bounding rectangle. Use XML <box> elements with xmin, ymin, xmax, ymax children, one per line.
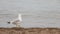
<box><xmin>8</xmin><ymin>14</ymin><xmax>22</xmax><ymax>27</ymax></box>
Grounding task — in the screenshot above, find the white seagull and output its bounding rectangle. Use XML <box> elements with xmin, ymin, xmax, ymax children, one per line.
<box><xmin>8</xmin><ymin>14</ymin><xmax>22</xmax><ymax>27</ymax></box>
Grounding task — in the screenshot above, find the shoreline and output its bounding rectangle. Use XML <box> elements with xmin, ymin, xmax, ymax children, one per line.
<box><xmin>0</xmin><ymin>27</ymin><xmax>60</xmax><ymax>34</ymax></box>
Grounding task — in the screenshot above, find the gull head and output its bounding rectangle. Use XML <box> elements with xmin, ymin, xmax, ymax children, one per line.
<box><xmin>18</xmin><ymin>14</ymin><xmax>22</xmax><ymax>21</ymax></box>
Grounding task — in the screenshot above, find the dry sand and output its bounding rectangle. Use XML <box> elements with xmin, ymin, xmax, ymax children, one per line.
<box><xmin>0</xmin><ymin>27</ymin><xmax>60</xmax><ymax>34</ymax></box>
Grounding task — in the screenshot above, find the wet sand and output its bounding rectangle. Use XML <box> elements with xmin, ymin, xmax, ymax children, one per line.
<box><xmin>0</xmin><ymin>27</ymin><xmax>60</xmax><ymax>34</ymax></box>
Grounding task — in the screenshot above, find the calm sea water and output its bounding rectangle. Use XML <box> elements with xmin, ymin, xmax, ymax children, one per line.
<box><xmin>0</xmin><ymin>0</ymin><xmax>60</xmax><ymax>28</ymax></box>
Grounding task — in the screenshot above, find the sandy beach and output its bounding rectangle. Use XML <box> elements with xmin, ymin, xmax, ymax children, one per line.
<box><xmin>0</xmin><ymin>27</ymin><xmax>60</xmax><ymax>34</ymax></box>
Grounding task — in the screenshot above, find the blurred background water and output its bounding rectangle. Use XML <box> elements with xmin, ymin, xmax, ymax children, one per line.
<box><xmin>0</xmin><ymin>0</ymin><xmax>60</xmax><ymax>28</ymax></box>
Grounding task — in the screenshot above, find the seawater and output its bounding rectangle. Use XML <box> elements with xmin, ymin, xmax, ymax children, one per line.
<box><xmin>0</xmin><ymin>0</ymin><xmax>60</xmax><ymax>28</ymax></box>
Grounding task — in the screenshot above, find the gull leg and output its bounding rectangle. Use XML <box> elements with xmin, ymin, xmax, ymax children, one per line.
<box><xmin>18</xmin><ymin>24</ymin><xmax>20</xmax><ymax>27</ymax></box>
<box><xmin>16</xmin><ymin>23</ymin><xmax>20</xmax><ymax>27</ymax></box>
<box><xmin>17</xmin><ymin>24</ymin><xmax>20</xmax><ymax>27</ymax></box>
<box><xmin>17</xmin><ymin>22</ymin><xmax>21</xmax><ymax>27</ymax></box>
<box><xmin>16</xmin><ymin>24</ymin><xmax>18</xmax><ymax>27</ymax></box>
